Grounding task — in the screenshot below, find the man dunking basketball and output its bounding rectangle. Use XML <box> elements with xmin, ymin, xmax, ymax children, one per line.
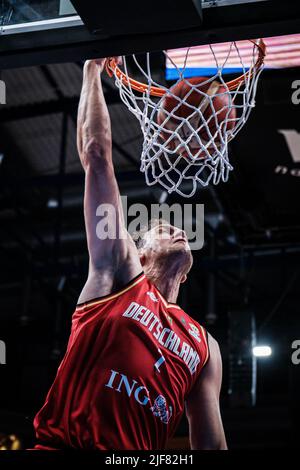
<box><xmin>33</xmin><ymin>59</ymin><xmax>227</xmax><ymax>450</ymax></box>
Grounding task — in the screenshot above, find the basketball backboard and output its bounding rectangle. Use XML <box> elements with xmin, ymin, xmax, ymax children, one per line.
<box><xmin>0</xmin><ymin>0</ymin><xmax>300</xmax><ymax>69</ymax></box>
<box><xmin>0</xmin><ymin>0</ymin><xmax>78</xmax><ymax>29</ymax></box>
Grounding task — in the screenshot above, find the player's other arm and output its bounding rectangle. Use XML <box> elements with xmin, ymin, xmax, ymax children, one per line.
<box><xmin>185</xmin><ymin>334</ymin><xmax>227</xmax><ymax>450</ymax></box>
<box><xmin>77</xmin><ymin>59</ymin><xmax>142</xmax><ymax>304</ymax></box>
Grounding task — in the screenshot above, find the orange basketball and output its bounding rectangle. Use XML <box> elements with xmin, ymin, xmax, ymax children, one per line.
<box><xmin>157</xmin><ymin>77</ymin><xmax>236</xmax><ymax>159</ymax></box>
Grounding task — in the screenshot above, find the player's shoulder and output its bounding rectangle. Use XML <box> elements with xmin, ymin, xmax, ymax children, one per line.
<box><xmin>206</xmin><ymin>332</ymin><xmax>219</xmax><ymax>349</ymax></box>
<box><xmin>204</xmin><ymin>333</ymin><xmax>222</xmax><ymax>370</ymax></box>
<box><xmin>179</xmin><ymin>308</ymin><xmax>206</xmax><ymax>332</ymax></box>
<box><xmin>179</xmin><ymin>313</ymin><xmax>220</xmax><ymax>361</ymax></box>
<box><xmin>180</xmin><ymin>312</ymin><xmax>219</xmax><ymax>349</ymax></box>
<box><xmin>177</xmin><ymin>309</ymin><xmax>209</xmax><ymax>346</ymax></box>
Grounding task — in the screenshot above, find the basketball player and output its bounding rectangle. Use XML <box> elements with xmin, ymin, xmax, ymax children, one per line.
<box><xmin>33</xmin><ymin>59</ymin><xmax>227</xmax><ymax>450</ymax></box>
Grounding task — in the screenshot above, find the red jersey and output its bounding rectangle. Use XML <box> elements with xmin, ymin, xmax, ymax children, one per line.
<box><xmin>34</xmin><ymin>272</ymin><xmax>209</xmax><ymax>450</ymax></box>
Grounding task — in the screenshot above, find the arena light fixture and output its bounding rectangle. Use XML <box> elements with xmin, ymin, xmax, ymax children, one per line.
<box><xmin>252</xmin><ymin>346</ymin><xmax>272</xmax><ymax>357</ymax></box>
<box><xmin>47</xmin><ymin>198</ymin><xmax>59</xmax><ymax>209</ymax></box>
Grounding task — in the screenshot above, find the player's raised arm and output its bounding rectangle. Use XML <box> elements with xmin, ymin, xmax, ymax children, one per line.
<box><xmin>185</xmin><ymin>334</ymin><xmax>227</xmax><ymax>450</ymax></box>
<box><xmin>77</xmin><ymin>59</ymin><xmax>142</xmax><ymax>304</ymax></box>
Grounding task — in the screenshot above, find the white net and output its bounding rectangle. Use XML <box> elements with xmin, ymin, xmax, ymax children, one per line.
<box><xmin>108</xmin><ymin>40</ymin><xmax>265</xmax><ymax>197</ymax></box>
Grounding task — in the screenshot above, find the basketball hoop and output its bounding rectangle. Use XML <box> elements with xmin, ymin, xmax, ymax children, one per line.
<box><xmin>106</xmin><ymin>39</ymin><xmax>266</xmax><ymax>197</ymax></box>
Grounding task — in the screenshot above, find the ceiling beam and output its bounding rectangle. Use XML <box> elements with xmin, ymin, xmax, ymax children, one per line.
<box><xmin>1</xmin><ymin>1</ymin><xmax>300</xmax><ymax>69</ymax></box>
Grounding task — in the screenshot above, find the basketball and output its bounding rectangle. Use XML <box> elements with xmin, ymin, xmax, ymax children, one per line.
<box><xmin>157</xmin><ymin>77</ymin><xmax>237</xmax><ymax>159</ymax></box>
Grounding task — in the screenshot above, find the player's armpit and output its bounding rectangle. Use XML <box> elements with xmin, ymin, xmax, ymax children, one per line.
<box><xmin>185</xmin><ymin>334</ymin><xmax>227</xmax><ymax>450</ymax></box>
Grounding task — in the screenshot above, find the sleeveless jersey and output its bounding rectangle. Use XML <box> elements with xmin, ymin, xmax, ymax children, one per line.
<box><xmin>34</xmin><ymin>272</ymin><xmax>209</xmax><ymax>450</ymax></box>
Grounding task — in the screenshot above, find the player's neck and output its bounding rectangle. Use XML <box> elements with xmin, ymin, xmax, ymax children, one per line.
<box><xmin>154</xmin><ymin>274</ymin><xmax>181</xmax><ymax>304</ymax></box>
<box><xmin>146</xmin><ymin>264</ymin><xmax>184</xmax><ymax>304</ymax></box>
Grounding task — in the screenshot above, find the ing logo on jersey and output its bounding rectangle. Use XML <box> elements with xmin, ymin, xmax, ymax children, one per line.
<box><xmin>188</xmin><ymin>323</ymin><xmax>201</xmax><ymax>343</ymax></box>
<box><xmin>105</xmin><ymin>369</ymin><xmax>172</xmax><ymax>425</ymax></box>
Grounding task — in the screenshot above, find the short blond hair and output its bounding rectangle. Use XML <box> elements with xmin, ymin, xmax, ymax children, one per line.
<box><xmin>132</xmin><ymin>218</ymin><xmax>170</xmax><ymax>251</ymax></box>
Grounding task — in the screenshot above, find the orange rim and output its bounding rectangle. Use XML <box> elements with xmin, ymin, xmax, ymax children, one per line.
<box><xmin>105</xmin><ymin>39</ymin><xmax>266</xmax><ymax>96</ymax></box>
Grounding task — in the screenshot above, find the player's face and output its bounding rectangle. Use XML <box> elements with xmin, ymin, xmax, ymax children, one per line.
<box><xmin>142</xmin><ymin>223</ymin><xmax>193</xmax><ymax>270</ymax></box>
